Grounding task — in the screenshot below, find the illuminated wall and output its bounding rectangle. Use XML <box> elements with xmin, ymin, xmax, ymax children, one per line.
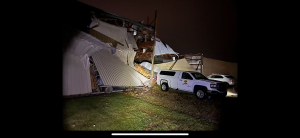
<box><xmin>202</xmin><ymin>57</ymin><xmax>238</xmax><ymax>83</ymax></box>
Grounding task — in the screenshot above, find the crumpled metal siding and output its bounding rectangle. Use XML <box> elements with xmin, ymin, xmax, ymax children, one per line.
<box><xmin>126</xmin><ymin>32</ymin><xmax>137</xmax><ymax>68</ymax></box>
<box><xmin>91</xmin><ymin>47</ymin><xmax>149</xmax><ymax>86</ymax></box>
<box><xmin>63</xmin><ymin>30</ymin><xmax>113</xmax><ymax>96</ymax></box>
<box><xmin>127</xmin><ymin>32</ymin><xmax>138</xmax><ymax>49</ymax></box>
<box><xmin>114</xmin><ymin>37</ymin><xmax>137</xmax><ymax>68</ymax></box>
<box><xmin>90</xmin><ymin>19</ymin><xmax>128</xmax><ymax>46</ymax></box>
<box><xmin>88</xmin><ymin>22</ymin><xmax>138</xmax><ymax>69</ymax></box>
<box><xmin>63</xmin><ymin>52</ymin><xmax>91</xmax><ymax>96</ymax></box>
<box><xmin>127</xmin><ymin>50</ymin><xmax>136</xmax><ymax>68</ymax></box>
<box><xmin>114</xmin><ymin>47</ymin><xmax>129</xmax><ymax>66</ymax></box>
<box><xmin>154</xmin><ymin>40</ymin><xmax>178</xmax><ymax>56</ymax></box>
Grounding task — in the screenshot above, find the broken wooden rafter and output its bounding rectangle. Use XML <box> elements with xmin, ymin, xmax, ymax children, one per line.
<box><xmin>98</xmin><ymin>18</ymin><xmax>117</xmax><ymax>20</ymax></box>
<box><xmin>137</xmin><ymin>41</ymin><xmax>154</xmax><ymax>47</ymax></box>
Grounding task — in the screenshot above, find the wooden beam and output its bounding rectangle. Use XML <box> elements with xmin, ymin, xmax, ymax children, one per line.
<box><xmin>201</xmin><ymin>53</ymin><xmax>203</xmax><ymax>73</ymax></box>
<box><xmin>98</xmin><ymin>18</ymin><xmax>117</xmax><ymax>20</ymax></box>
<box><xmin>185</xmin><ymin>54</ymin><xmax>203</xmax><ymax>56</ymax></box>
<box><xmin>137</xmin><ymin>41</ymin><xmax>155</xmax><ymax>47</ymax></box>
<box><xmin>150</xmin><ymin>11</ymin><xmax>158</xmax><ymax>84</ymax></box>
<box><xmin>145</xmin><ymin>29</ymin><xmax>149</xmax><ymax>42</ymax></box>
<box><xmin>149</xmin><ymin>18</ymin><xmax>155</xmax><ymax>26</ymax></box>
<box><xmin>135</xmin><ymin>28</ymin><xmax>141</xmax><ymax>42</ymax></box>
<box><xmin>137</xmin><ymin>46</ymin><xmax>154</xmax><ymax>49</ymax></box>
<box><xmin>186</xmin><ymin>59</ymin><xmax>201</xmax><ymax>60</ymax></box>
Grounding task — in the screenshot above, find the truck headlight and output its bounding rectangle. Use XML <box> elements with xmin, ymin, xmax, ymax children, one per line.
<box><xmin>210</xmin><ymin>84</ymin><xmax>217</xmax><ymax>88</ymax></box>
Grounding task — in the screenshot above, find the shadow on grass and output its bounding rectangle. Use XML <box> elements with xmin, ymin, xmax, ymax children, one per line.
<box><xmin>63</xmin><ymin>92</ymin><xmax>218</xmax><ymax>131</ymax></box>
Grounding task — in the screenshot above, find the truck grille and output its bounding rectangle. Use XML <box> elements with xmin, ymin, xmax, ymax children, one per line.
<box><xmin>217</xmin><ymin>83</ymin><xmax>227</xmax><ymax>91</ymax></box>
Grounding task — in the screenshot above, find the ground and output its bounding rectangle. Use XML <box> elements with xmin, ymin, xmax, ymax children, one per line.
<box><xmin>62</xmin><ymin>84</ymin><xmax>238</xmax><ymax>131</ymax></box>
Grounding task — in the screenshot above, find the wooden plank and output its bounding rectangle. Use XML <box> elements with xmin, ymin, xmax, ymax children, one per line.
<box><xmin>90</xmin><ymin>66</ymin><xmax>95</xmax><ymax>90</ymax></box>
<box><xmin>114</xmin><ymin>20</ymin><xmax>118</xmax><ymax>26</ymax></box>
<box><xmin>150</xmin><ymin>11</ymin><xmax>158</xmax><ymax>83</ymax></box>
<box><xmin>98</xmin><ymin>18</ymin><xmax>117</xmax><ymax>20</ymax></box>
<box><xmin>135</xmin><ymin>29</ymin><xmax>140</xmax><ymax>42</ymax></box>
<box><xmin>185</xmin><ymin>54</ymin><xmax>203</xmax><ymax>57</ymax></box>
<box><xmin>137</xmin><ymin>45</ymin><xmax>154</xmax><ymax>49</ymax></box>
<box><xmin>201</xmin><ymin>53</ymin><xmax>203</xmax><ymax>73</ymax></box>
<box><xmin>137</xmin><ymin>41</ymin><xmax>155</xmax><ymax>47</ymax></box>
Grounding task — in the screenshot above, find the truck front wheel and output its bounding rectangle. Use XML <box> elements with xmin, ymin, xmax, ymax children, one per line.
<box><xmin>161</xmin><ymin>83</ymin><xmax>169</xmax><ymax>91</ymax></box>
<box><xmin>195</xmin><ymin>89</ymin><xmax>206</xmax><ymax>99</ymax></box>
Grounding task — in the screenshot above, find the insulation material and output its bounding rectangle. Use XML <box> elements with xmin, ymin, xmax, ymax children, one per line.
<box><xmin>155</xmin><ymin>58</ymin><xmax>197</xmax><ymax>72</ymax></box>
<box><xmin>91</xmin><ymin>47</ymin><xmax>149</xmax><ymax>86</ymax></box>
<box><xmin>135</xmin><ymin>64</ymin><xmax>151</xmax><ymax>78</ymax></box>
<box><xmin>63</xmin><ymin>29</ymin><xmax>113</xmax><ymax>96</ymax></box>
<box><xmin>140</xmin><ymin>62</ymin><xmax>161</xmax><ymax>73</ymax></box>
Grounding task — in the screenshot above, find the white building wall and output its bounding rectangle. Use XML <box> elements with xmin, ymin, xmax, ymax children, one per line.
<box><xmin>63</xmin><ymin>30</ymin><xmax>113</xmax><ymax>96</ymax></box>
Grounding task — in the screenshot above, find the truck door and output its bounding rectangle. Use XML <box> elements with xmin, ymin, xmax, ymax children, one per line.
<box><xmin>178</xmin><ymin>72</ymin><xmax>194</xmax><ymax>92</ymax></box>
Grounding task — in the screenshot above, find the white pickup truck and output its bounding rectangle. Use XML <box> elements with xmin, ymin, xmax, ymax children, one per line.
<box><xmin>156</xmin><ymin>70</ymin><xmax>228</xmax><ymax>99</ymax></box>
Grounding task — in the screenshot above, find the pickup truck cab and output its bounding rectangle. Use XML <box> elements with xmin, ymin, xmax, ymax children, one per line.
<box><xmin>156</xmin><ymin>70</ymin><xmax>228</xmax><ymax>99</ymax></box>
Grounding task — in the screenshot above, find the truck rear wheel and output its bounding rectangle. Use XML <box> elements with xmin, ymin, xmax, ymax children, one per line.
<box><xmin>195</xmin><ymin>89</ymin><xmax>206</xmax><ymax>99</ymax></box>
<box><xmin>161</xmin><ymin>83</ymin><xmax>169</xmax><ymax>91</ymax></box>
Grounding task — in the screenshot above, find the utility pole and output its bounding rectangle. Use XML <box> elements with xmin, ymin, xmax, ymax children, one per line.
<box><xmin>150</xmin><ymin>11</ymin><xmax>157</xmax><ymax>87</ymax></box>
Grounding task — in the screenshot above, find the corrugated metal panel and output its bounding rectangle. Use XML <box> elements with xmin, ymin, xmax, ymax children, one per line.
<box><xmin>127</xmin><ymin>32</ymin><xmax>138</xmax><ymax>49</ymax></box>
<box><xmin>89</xmin><ymin>28</ymin><xmax>123</xmax><ymax>47</ymax></box>
<box><xmin>63</xmin><ymin>53</ymin><xmax>91</xmax><ymax>96</ymax></box>
<box><xmin>63</xmin><ymin>30</ymin><xmax>114</xmax><ymax>96</ymax></box>
<box><xmin>155</xmin><ymin>58</ymin><xmax>196</xmax><ymax>72</ymax></box>
<box><xmin>187</xmin><ymin>60</ymin><xmax>201</xmax><ymax>64</ymax></box>
<box><xmin>128</xmin><ymin>50</ymin><xmax>136</xmax><ymax>68</ymax></box>
<box><xmin>90</xmin><ymin>25</ymin><xmax>137</xmax><ymax>68</ymax></box>
<box><xmin>154</xmin><ymin>40</ymin><xmax>178</xmax><ymax>56</ymax></box>
<box><xmin>126</xmin><ymin>35</ymin><xmax>137</xmax><ymax>68</ymax></box>
<box><xmin>190</xmin><ymin>64</ymin><xmax>201</xmax><ymax>69</ymax></box>
<box><xmin>113</xmin><ymin>38</ymin><xmax>136</xmax><ymax>68</ymax></box>
<box><xmin>114</xmin><ymin>48</ymin><xmax>129</xmax><ymax>65</ymax></box>
<box><xmin>192</xmin><ymin>56</ymin><xmax>201</xmax><ymax>59</ymax></box>
<box><xmin>91</xmin><ymin>47</ymin><xmax>149</xmax><ymax>86</ymax></box>
<box><xmin>91</xmin><ymin>19</ymin><xmax>128</xmax><ymax>46</ymax></box>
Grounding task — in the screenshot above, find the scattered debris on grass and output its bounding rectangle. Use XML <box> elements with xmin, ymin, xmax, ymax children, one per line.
<box><xmin>120</xmin><ymin>84</ymin><xmax>226</xmax><ymax>124</ymax></box>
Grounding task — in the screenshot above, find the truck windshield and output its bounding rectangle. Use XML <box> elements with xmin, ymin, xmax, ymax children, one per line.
<box><xmin>191</xmin><ymin>73</ymin><xmax>207</xmax><ymax>80</ymax></box>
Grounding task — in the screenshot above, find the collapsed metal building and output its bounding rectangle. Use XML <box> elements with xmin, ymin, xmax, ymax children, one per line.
<box><xmin>62</xmin><ymin>1</ymin><xmax>199</xmax><ymax>96</ymax></box>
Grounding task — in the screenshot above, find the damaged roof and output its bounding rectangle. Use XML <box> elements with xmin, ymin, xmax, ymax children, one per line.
<box><xmin>65</xmin><ymin>1</ymin><xmax>155</xmax><ymax>31</ymax></box>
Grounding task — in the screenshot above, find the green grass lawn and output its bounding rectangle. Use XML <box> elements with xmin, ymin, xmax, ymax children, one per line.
<box><xmin>63</xmin><ymin>92</ymin><xmax>218</xmax><ymax>131</ymax></box>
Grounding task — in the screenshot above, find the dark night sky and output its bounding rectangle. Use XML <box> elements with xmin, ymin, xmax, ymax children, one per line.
<box><xmin>78</xmin><ymin>0</ymin><xmax>237</xmax><ymax>63</ymax></box>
